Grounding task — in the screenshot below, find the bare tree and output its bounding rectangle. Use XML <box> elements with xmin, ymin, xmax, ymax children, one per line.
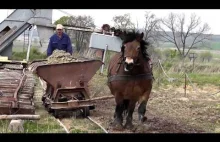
<box><xmin>143</xmin><ymin>11</ymin><xmax>161</xmax><ymax>46</ymax></box>
<box><xmin>66</xmin><ymin>16</ymin><xmax>95</xmax><ymax>52</ymax></box>
<box><xmin>55</xmin><ymin>15</ymin><xmax>95</xmax><ymax>52</ymax></box>
<box><xmin>112</xmin><ymin>13</ymin><xmax>135</xmax><ymax>29</ymax></box>
<box><xmin>158</xmin><ymin>13</ymin><xmax>211</xmax><ymax>58</ymax></box>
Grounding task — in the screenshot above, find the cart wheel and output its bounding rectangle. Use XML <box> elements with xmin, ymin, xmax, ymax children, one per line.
<box><xmin>41</xmin><ymin>95</ymin><xmax>46</xmax><ymax>102</ymax></box>
<box><xmin>82</xmin><ymin>107</ymin><xmax>90</xmax><ymax>117</ymax></box>
<box><xmin>46</xmin><ymin>105</ymin><xmax>53</xmax><ymax>113</ymax></box>
<box><xmin>54</xmin><ymin>110</ymin><xmax>61</xmax><ymax>118</ymax></box>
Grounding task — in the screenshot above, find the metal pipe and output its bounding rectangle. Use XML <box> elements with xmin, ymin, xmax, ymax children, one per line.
<box><xmin>26</xmin><ymin>25</ymin><xmax>34</xmax><ymax>61</ymax></box>
<box><xmin>100</xmin><ymin>44</ymin><xmax>108</xmax><ymax>74</ymax></box>
<box><xmin>0</xmin><ymin>115</ymin><xmax>40</xmax><ymax>120</ymax></box>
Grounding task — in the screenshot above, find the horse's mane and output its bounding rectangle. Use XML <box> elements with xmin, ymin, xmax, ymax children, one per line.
<box><xmin>111</xmin><ymin>28</ymin><xmax>150</xmax><ymax>61</ymax></box>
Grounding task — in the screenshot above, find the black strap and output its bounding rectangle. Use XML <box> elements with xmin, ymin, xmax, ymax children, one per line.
<box><xmin>107</xmin><ymin>73</ymin><xmax>153</xmax><ymax>83</ymax></box>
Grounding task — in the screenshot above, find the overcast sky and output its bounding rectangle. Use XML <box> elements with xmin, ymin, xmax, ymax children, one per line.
<box><xmin>1</xmin><ymin>9</ymin><xmax>220</xmax><ymax>35</ymax></box>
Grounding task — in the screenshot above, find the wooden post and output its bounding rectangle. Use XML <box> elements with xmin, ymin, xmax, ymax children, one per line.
<box><xmin>184</xmin><ymin>73</ymin><xmax>187</xmax><ymax>97</ymax></box>
<box><xmin>158</xmin><ymin>60</ymin><xmax>161</xmax><ymax>87</ymax></box>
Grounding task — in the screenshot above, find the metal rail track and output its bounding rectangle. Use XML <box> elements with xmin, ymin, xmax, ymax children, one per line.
<box><xmin>56</xmin><ymin>119</ymin><xmax>70</xmax><ymax>133</ymax></box>
<box><xmin>54</xmin><ymin>115</ymin><xmax>108</xmax><ymax>133</ymax></box>
<box><xmin>87</xmin><ymin>116</ymin><xmax>108</xmax><ymax>133</ymax></box>
<box><xmin>0</xmin><ymin>63</ymin><xmax>36</xmax><ymax>115</ymax></box>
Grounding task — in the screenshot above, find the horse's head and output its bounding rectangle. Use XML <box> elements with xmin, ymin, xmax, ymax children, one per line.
<box><xmin>120</xmin><ymin>30</ymin><xmax>145</xmax><ymax>72</ymax></box>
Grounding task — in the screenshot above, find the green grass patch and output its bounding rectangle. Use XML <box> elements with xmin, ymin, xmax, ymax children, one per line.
<box><xmin>11</xmin><ymin>47</ymin><xmax>46</xmax><ymax>61</ymax></box>
<box><xmin>211</xmin><ymin>41</ymin><xmax>220</xmax><ymax>50</ymax></box>
<box><xmin>68</xmin><ymin>118</ymin><xmax>104</xmax><ymax>133</ymax></box>
<box><xmin>0</xmin><ymin>107</ymin><xmax>65</xmax><ymax>133</ymax></box>
<box><xmin>187</xmin><ymin>73</ymin><xmax>220</xmax><ymax>86</ymax></box>
<box><xmin>153</xmin><ymin>71</ymin><xmax>220</xmax><ymax>87</ymax></box>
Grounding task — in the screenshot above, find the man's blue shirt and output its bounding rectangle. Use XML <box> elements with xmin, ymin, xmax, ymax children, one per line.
<box><xmin>47</xmin><ymin>33</ymin><xmax>73</xmax><ymax>56</ymax></box>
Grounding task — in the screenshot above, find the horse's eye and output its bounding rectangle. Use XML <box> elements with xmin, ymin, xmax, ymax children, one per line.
<box><xmin>137</xmin><ymin>46</ymin><xmax>140</xmax><ymax>50</ymax></box>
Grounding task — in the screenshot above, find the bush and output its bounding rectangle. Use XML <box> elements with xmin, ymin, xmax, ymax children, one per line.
<box><xmin>199</xmin><ymin>51</ymin><xmax>213</xmax><ymax>62</ymax></box>
<box><xmin>162</xmin><ymin>49</ymin><xmax>180</xmax><ymax>60</ymax></box>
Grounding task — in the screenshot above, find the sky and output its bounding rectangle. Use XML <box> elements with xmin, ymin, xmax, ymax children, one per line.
<box><xmin>1</xmin><ymin>9</ymin><xmax>220</xmax><ymax>35</ymax></box>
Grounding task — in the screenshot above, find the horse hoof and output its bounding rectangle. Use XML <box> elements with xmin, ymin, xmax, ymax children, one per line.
<box><xmin>110</xmin><ymin>119</ymin><xmax>123</xmax><ymax>131</ymax></box>
<box><xmin>139</xmin><ymin>115</ymin><xmax>147</xmax><ymax>123</ymax></box>
<box><xmin>110</xmin><ymin>123</ymin><xmax>123</xmax><ymax>131</ymax></box>
<box><xmin>141</xmin><ymin>116</ymin><xmax>147</xmax><ymax>122</ymax></box>
<box><xmin>124</xmin><ymin>122</ymin><xmax>134</xmax><ymax>130</ymax></box>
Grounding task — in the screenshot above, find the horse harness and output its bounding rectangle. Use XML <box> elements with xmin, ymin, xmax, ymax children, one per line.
<box><xmin>107</xmin><ymin>55</ymin><xmax>154</xmax><ymax>83</ymax></box>
<box><xmin>107</xmin><ymin>73</ymin><xmax>153</xmax><ymax>83</ymax></box>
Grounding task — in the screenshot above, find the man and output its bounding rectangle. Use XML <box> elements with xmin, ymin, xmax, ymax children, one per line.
<box><xmin>47</xmin><ymin>24</ymin><xmax>73</xmax><ymax>56</ymax></box>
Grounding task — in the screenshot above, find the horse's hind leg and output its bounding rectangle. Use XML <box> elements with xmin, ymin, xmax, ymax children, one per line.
<box><xmin>124</xmin><ymin>100</ymin><xmax>136</xmax><ymax>129</ymax></box>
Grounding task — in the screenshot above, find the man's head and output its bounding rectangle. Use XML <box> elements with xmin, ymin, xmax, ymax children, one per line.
<box><xmin>56</xmin><ymin>24</ymin><xmax>64</xmax><ymax>36</ymax></box>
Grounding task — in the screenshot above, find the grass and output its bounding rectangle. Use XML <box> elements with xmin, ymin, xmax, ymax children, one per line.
<box><xmin>11</xmin><ymin>47</ymin><xmax>46</xmax><ymax>61</ymax></box>
<box><xmin>63</xmin><ymin>118</ymin><xmax>104</xmax><ymax>133</ymax></box>
<box><xmin>153</xmin><ymin>70</ymin><xmax>220</xmax><ymax>88</ymax></box>
<box><xmin>188</xmin><ymin>73</ymin><xmax>220</xmax><ymax>86</ymax></box>
<box><xmin>211</xmin><ymin>41</ymin><xmax>220</xmax><ymax>50</ymax></box>
<box><xmin>0</xmin><ymin>109</ymin><xmax>65</xmax><ymax>133</ymax></box>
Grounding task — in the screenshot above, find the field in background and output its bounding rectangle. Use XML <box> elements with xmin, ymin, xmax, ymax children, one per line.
<box><xmin>160</xmin><ymin>41</ymin><xmax>220</xmax><ymax>51</ymax></box>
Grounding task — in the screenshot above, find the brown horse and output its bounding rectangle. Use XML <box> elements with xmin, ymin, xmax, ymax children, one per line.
<box><xmin>107</xmin><ymin>30</ymin><xmax>153</xmax><ymax>130</ymax></box>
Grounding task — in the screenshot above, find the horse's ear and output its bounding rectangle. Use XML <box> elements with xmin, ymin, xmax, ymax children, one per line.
<box><xmin>136</xmin><ymin>32</ymin><xmax>144</xmax><ymax>41</ymax></box>
<box><xmin>140</xmin><ymin>32</ymin><xmax>144</xmax><ymax>39</ymax></box>
<box><xmin>110</xmin><ymin>27</ymin><xmax>115</xmax><ymax>32</ymax></box>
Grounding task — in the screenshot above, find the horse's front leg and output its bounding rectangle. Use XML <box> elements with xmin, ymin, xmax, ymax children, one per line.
<box><xmin>112</xmin><ymin>94</ymin><xmax>124</xmax><ymax>130</ymax></box>
<box><xmin>138</xmin><ymin>101</ymin><xmax>147</xmax><ymax>122</ymax></box>
<box><xmin>124</xmin><ymin>100</ymin><xmax>136</xmax><ymax>129</ymax></box>
<box><xmin>138</xmin><ymin>91</ymin><xmax>151</xmax><ymax>123</ymax></box>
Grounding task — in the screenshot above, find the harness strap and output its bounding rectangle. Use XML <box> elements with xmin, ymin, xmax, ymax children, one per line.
<box><xmin>107</xmin><ymin>73</ymin><xmax>153</xmax><ymax>83</ymax></box>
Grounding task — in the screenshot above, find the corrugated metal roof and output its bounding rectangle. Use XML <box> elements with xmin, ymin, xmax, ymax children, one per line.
<box><xmin>89</xmin><ymin>33</ymin><xmax>122</xmax><ymax>52</ymax></box>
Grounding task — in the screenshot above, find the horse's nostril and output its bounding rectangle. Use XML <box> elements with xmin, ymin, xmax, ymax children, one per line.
<box><xmin>126</xmin><ymin>63</ymin><xmax>134</xmax><ymax>70</ymax></box>
<box><xmin>127</xmin><ymin>63</ymin><xmax>134</xmax><ymax>66</ymax></box>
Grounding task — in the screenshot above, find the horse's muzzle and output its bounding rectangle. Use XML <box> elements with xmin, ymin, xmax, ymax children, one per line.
<box><xmin>124</xmin><ymin>62</ymin><xmax>134</xmax><ymax>72</ymax></box>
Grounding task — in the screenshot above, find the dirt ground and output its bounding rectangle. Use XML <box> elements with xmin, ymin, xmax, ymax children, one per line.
<box><xmin>87</xmin><ymin>74</ymin><xmax>220</xmax><ymax>133</ymax></box>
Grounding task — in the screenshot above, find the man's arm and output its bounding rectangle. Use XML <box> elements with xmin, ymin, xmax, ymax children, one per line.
<box><xmin>47</xmin><ymin>38</ymin><xmax>53</xmax><ymax>57</ymax></box>
<box><xmin>67</xmin><ymin>36</ymin><xmax>73</xmax><ymax>55</ymax></box>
